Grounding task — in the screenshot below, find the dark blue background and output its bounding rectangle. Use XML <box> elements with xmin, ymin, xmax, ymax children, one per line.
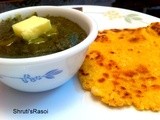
<box><xmin>0</xmin><ymin>0</ymin><xmax>159</xmax><ymax>17</ymax></box>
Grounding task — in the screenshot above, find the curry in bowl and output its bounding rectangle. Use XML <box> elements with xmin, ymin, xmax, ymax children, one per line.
<box><xmin>0</xmin><ymin>14</ymin><xmax>87</xmax><ymax>58</ymax></box>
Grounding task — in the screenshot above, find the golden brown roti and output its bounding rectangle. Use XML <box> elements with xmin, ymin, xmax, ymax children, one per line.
<box><xmin>78</xmin><ymin>22</ymin><xmax>160</xmax><ymax>111</ymax></box>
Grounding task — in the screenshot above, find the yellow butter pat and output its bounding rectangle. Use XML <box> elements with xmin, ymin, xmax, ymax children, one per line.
<box><xmin>12</xmin><ymin>16</ymin><xmax>52</xmax><ymax>41</ymax></box>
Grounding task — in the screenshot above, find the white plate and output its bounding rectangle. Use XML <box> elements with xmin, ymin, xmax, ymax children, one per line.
<box><xmin>0</xmin><ymin>5</ymin><xmax>160</xmax><ymax>120</ymax></box>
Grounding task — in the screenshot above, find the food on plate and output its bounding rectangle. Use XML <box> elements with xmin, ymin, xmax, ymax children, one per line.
<box><xmin>78</xmin><ymin>22</ymin><xmax>160</xmax><ymax>111</ymax></box>
<box><xmin>0</xmin><ymin>14</ymin><xmax>87</xmax><ymax>58</ymax></box>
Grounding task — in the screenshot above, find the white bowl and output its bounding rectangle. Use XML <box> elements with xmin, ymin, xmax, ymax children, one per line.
<box><xmin>0</xmin><ymin>6</ymin><xmax>98</xmax><ymax>92</ymax></box>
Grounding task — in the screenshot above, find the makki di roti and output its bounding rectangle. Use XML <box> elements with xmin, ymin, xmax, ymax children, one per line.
<box><xmin>78</xmin><ymin>22</ymin><xmax>160</xmax><ymax>111</ymax></box>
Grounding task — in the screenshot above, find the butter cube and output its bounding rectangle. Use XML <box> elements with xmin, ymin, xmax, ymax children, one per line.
<box><xmin>12</xmin><ymin>16</ymin><xmax>52</xmax><ymax>41</ymax></box>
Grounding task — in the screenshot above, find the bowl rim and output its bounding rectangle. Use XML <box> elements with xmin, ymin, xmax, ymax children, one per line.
<box><xmin>0</xmin><ymin>6</ymin><xmax>98</xmax><ymax>64</ymax></box>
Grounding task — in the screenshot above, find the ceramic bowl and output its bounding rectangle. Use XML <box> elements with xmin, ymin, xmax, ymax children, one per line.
<box><xmin>0</xmin><ymin>6</ymin><xmax>98</xmax><ymax>92</ymax></box>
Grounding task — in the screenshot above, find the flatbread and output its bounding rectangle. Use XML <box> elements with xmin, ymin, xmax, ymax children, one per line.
<box><xmin>78</xmin><ymin>22</ymin><xmax>160</xmax><ymax>111</ymax></box>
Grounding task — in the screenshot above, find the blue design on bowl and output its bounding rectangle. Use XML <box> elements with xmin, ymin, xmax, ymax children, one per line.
<box><xmin>0</xmin><ymin>69</ymin><xmax>63</xmax><ymax>83</ymax></box>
